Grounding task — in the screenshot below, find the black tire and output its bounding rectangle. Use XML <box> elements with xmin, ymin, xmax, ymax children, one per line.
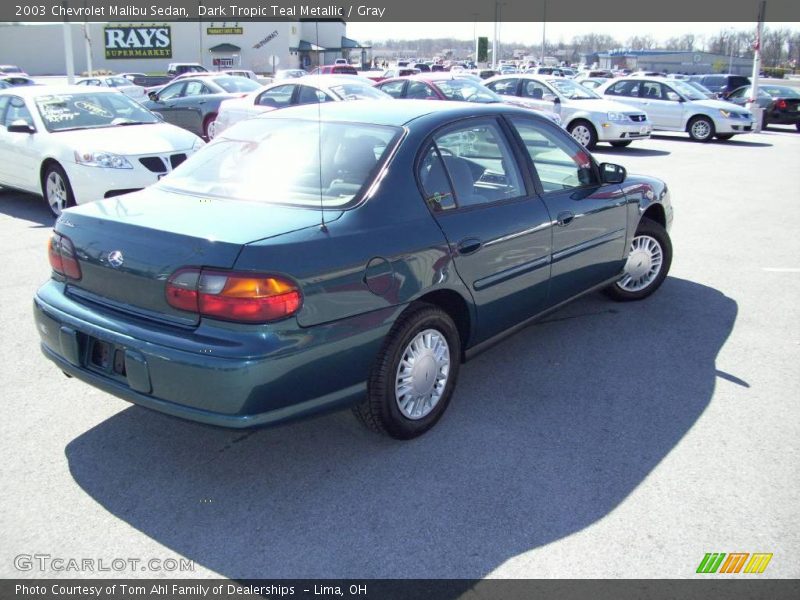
<box><xmin>568</xmin><ymin>119</ymin><xmax>598</xmax><ymax>149</ymax></box>
<box><xmin>353</xmin><ymin>303</ymin><xmax>461</xmax><ymax>439</ymax></box>
<box><xmin>715</xmin><ymin>133</ymin><xmax>734</xmax><ymax>141</ymax></box>
<box><xmin>761</xmin><ymin>113</ymin><xmax>768</xmax><ymax>130</ymax></box>
<box><xmin>605</xmin><ymin>218</ymin><xmax>672</xmax><ymax>302</ymax></box>
<box><xmin>795</xmin><ymin>122</ymin><xmax>800</xmax><ymax>132</ymax></box>
<box><xmin>610</xmin><ymin>140</ymin><xmax>632</xmax><ymax>148</ymax></box>
<box><xmin>42</xmin><ymin>163</ymin><xmax>75</xmax><ymax>217</ymax></box>
<box><xmin>202</xmin><ymin>113</ymin><xmax>217</xmax><ymax>139</ymax></box>
<box><xmin>687</xmin><ymin>115</ymin><xmax>715</xmax><ymax>142</ymax></box>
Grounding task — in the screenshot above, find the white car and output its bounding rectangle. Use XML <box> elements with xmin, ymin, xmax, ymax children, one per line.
<box><xmin>0</xmin><ymin>86</ymin><xmax>204</xmax><ymax>216</ymax></box>
<box><xmin>211</xmin><ymin>75</ymin><xmax>392</xmax><ymax>138</ymax></box>
<box><xmin>597</xmin><ymin>76</ymin><xmax>754</xmax><ymax>142</ymax></box>
<box><xmin>485</xmin><ymin>74</ymin><xmax>652</xmax><ymax>148</ymax></box>
<box><xmin>75</xmin><ymin>76</ymin><xmax>147</xmax><ymax>102</ymax></box>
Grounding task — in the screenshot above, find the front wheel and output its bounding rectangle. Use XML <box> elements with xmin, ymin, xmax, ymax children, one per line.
<box><xmin>353</xmin><ymin>304</ymin><xmax>461</xmax><ymax>439</ymax></box>
<box><xmin>42</xmin><ymin>163</ymin><xmax>75</xmax><ymax>217</ymax></box>
<box><xmin>687</xmin><ymin>116</ymin><xmax>715</xmax><ymax>142</ymax></box>
<box><xmin>605</xmin><ymin>218</ymin><xmax>672</xmax><ymax>301</ymax></box>
<box><xmin>610</xmin><ymin>140</ymin><xmax>632</xmax><ymax>148</ymax></box>
<box><xmin>568</xmin><ymin>120</ymin><xmax>598</xmax><ymax>149</ymax></box>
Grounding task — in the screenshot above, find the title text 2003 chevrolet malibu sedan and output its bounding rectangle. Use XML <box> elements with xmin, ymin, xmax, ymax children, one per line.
<box><xmin>34</xmin><ymin>101</ymin><xmax>673</xmax><ymax>439</ymax></box>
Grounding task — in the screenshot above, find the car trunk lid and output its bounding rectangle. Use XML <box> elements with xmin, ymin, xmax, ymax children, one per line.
<box><xmin>55</xmin><ymin>187</ymin><xmax>341</xmax><ymax>326</ymax></box>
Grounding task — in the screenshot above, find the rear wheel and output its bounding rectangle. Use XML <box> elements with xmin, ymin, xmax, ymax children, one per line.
<box><xmin>605</xmin><ymin>218</ymin><xmax>672</xmax><ymax>301</ymax></box>
<box><xmin>687</xmin><ymin>116</ymin><xmax>715</xmax><ymax>142</ymax></box>
<box><xmin>353</xmin><ymin>304</ymin><xmax>461</xmax><ymax>439</ymax></box>
<box><xmin>610</xmin><ymin>140</ymin><xmax>632</xmax><ymax>148</ymax></box>
<box><xmin>795</xmin><ymin>122</ymin><xmax>800</xmax><ymax>132</ymax></box>
<box><xmin>42</xmin><ymin>163</ymin><xmax>75</xmax><ymax>218</ymax></box>
<box><xmin>715</xmin><ymin>133</ymin><xmax>734</xmax><ymax>141</ymax></box>
<box><xmin>202</xmin><ymin>113</ymin><xmax>217</xmax><ymax>139</ymax></box>
<box><xmin>568</xmin><ymin>120</ymin><xmax>598</xmax><ymax>149</ymax></box>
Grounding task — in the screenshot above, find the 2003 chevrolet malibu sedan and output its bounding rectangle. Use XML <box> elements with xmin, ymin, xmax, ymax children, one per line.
<box><xmin>34</xmin><ymin>101</ymin><xmax>673</xmax><ymax>439</ymax></box>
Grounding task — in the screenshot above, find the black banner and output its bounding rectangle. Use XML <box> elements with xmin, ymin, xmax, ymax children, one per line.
<box><xmin>3</xmin><ymin>0</ymin><xmax>800</xmax><ymax>22</ymax></box>
<box><xmin>2</xmin><ymin>580</ymin><xmax>800</xmax><ymax>600</ymax></box>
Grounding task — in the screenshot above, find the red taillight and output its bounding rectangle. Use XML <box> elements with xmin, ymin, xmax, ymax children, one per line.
<box><xmin>48</xmin><ymin>233</ymin><xmax>81</xmax><ymax>280</ymax></box>
<box><xmin>776</xmin><ymin>99</ymin><xmax>787</xmax><ymax>110</ymax></box>
<box><xmin>166</xmin><ymin>268</ymin><xmax>302</xmax><ymax>323</ymax></box>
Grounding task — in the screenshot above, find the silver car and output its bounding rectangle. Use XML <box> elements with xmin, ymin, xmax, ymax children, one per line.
<box><xmin>598</xmin><ymin>77</ymin><xmax>754</xmax><ymax>142</ymax></box>
<box><xmin>485</xmin><ymin>74</ymin><xmax>651</xmax><ymax>148</ymax></box>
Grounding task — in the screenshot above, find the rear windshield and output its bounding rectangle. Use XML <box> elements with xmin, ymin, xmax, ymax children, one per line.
<box><xmin>160</xmin><ymin>118</ymin><xmax>401</xmax><ymax>208</ymax></box>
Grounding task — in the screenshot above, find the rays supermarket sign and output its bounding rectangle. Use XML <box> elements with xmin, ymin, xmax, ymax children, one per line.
<box><xmin>104</xmin><ymin>26</ymin><xmax>172</xmax><ymax>59</ymax></box>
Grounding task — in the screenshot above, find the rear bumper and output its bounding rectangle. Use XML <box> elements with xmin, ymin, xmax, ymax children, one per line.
<box><xmin>34</xmin><ymin>281</ymin><xmax>397</xmax><ymax>428</ymax></box>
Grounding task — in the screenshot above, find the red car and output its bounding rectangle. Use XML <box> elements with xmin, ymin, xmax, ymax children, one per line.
<box><xmin>309</xmin><ymin>65</ymin><xmax>358</xmax><ymax>76</ymax></box>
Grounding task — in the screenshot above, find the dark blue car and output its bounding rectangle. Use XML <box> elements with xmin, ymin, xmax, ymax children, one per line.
<box><xmin>34</xmin><ymin>101</ymin><xmax>673</xmax><ymax>439</ymax></box>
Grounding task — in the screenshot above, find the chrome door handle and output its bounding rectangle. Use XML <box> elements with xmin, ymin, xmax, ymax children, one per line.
<box><xmin>556</xmin><ymin>211</ymin><xmax>575</xmax><ymax>227</ymax></box>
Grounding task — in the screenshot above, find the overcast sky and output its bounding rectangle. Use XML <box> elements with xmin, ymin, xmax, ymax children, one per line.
<box><xmin>347</xmin><ymin>21</ymin><xmax>800</xmax><ymax>45</ymax></box>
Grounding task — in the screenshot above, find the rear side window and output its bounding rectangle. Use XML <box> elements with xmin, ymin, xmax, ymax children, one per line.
<box><xmin>418</xmin><ymin>145</ymin><xmax>456</xmax><ymax>211</ymax></box>
<box><xmin>509</xmin><ymin>117</ymin><xmax>597</xmax><ymax>193</ymax></box>
<box><xmin>296</xmin><ymin>86</ymin><xmax>330</xmax><ymax>105</ymax></box>
<box><xmin>257</xmin><ymin>85</ymin><xmax>295</xmax><ymax>107</ymax></box>
<box><xmin>334</xmin><ymin>66</ymin><xmax>358</xmax><ymax>75</ymax></box>
<box><xmin>422</xmin><ymin>120</ymin><xmax>525</xmax><ymax>208</ymax></box>
<box><xmin>406</xmin><ymin>81</ymin><xmax>436</xmax><ymax>99</ymax></box>
<box><xmin>607</xmin><ymin>80</ymin><xmax>640</xmax><ymax>96</ymax></box>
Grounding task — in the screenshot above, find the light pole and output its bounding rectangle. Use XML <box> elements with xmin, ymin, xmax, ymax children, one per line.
<box><xmin>472</xmin><ymin>13</ymin><xmax>478</xmax><ymax>65</ymax></box>
<box><xmin>728</xmin><ymin>28</ymin><xmax>736</xmax><ymax>73</ymax></box>
<box><xmin>541</xmin><ymin>0</ymin><xmax>547</xmax><ymax>65</ymax></box>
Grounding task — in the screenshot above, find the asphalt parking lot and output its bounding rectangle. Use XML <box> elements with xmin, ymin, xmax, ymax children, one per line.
<box><xmin>1</xmin><ymin>125</ymin><xmax>798</xmax><ymax>580</ymax></box>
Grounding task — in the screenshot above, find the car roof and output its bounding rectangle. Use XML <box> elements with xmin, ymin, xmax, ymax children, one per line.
<box><xmin>254</xmin><ymin>98</ymin><xmax>533</xmax><ymax>127</ymax></box>
<box><xmin>0</xmin><ymin>84</ymin><xmax>118</xmax><ymax>97</ymax></box>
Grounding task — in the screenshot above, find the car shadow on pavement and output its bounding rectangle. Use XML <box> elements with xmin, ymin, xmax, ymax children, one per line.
<box><xmin>593</xmin><ymin>147</ymin><xmax>671</xmax><ymax>157</ymax></box>
<box><xmin>65</xmin><ymin>277</ymin><xmax>737</xmax><ymax>580</ymax></box>
<box><xmin>649</xmin><ymin>134</ymin><xmax>773</xmax><ymax>147</ymax></box>
<box><xmin>0</xmin><ymin>189</ymin><xmax>54</xmax><ymax>228</ymax></box>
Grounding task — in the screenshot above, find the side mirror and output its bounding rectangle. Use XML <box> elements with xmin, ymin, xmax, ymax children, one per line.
<box><xmin>7</xmin><ymin>119</ymin><xmax>35</xmax><ymax>134</ymax></box>
<box><xmin>600</xmin><ymin>162</ymin><xmax>626</xmax><ymax>184</ymax></box>
<box><xmin>148</xmin><ymin>91</ymin><xmax>159</xmax><ymax>101</ymax></box>
<box><xmin>543</xmin><ymin>94</ymin><xmax>560</xmax><ymax>104</ymax></box>
<box><xmin>666</xmin><ymin>91</ymin><xmax>681</xmax><ymax>102</ymax></box>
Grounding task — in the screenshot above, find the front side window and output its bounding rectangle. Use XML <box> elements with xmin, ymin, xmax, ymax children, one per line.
<box><xmin>641</xmin><ymin>81</ymin><xmax>665</xmax><ymax>100</ymax></box>
<box><xmin>406</xmin><ymin>81</ymin><xmax>437</xmax><ymax>99</ymax></box>
<box><xmin>296</xmin><ymin>85</ymin><xmax>330</xmax><ymax>105</ymax></box>
<box><xmin>426</xmin><ymin>120</ymin><xmax>524</xmax><ymax>207</ymax></box>
<box><xmin>377</xmin><ymin>80</ymin><xmax>406</xmax><ymax>98</ymax></box>
<box><xmin>487</xmin><ymin>78</ymin><xmax>519</xmax><ymax>96</ymax></box>
<box><xmin>434</xmin><ymin>79</ymin><xmax>499</xmax><ymax>103</ymax></box>
<box><xmin>509</xmin><ymin>117</ymin><xmax>597</xmax><ymax>193</ymax></box>
<box><xmin>521</xmin><ymin>80</ymin><xmax>551</xmax><ymax>100</ymax></box>
<box><xmin>160</xmin><ymin>119</ymin><xmax>400</xmax><ymax>208</ymax></box>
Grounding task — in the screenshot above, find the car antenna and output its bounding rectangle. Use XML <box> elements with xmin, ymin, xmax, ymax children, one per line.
<box><xmin>316</xmin><ymin>20</ymin><xmax>328</xmax><ymax>233</ymax></box>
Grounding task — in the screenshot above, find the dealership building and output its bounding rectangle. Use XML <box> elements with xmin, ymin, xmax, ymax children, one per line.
<box><xmin>0</xmin><ymin>20</ymin><xmax>371</xmax><ymax>75</ymax></box>
<box><xmin>592</xmin><ymin>49</ymin><xmax>754</xmax><ymax>75</ymax></box>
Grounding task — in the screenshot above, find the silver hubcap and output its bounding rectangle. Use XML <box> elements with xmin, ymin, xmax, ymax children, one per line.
<box><xmin>570</xmin><ymin>124</ymin><xmax>592</xmax><ymax>146</ymax></box>
<box><xmin>691</xmin><ymin>120</ymin><xmax>711</xmax><ymax>139</ymax></box>
<box><xmin>46</xmin><ymin>171</ymin><xmax>67</xmax><ymax>216</ymax></box>
<box><xmin>395</xmin><ymin>329</ymin><xmax>450</xmax><ymax>420</ymax></box>
<box><xmin>617</xmin><ymin>234</ymin><xmax>663</xmax><ymax>292</ymax></box>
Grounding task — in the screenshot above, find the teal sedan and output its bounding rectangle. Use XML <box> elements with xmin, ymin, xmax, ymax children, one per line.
<box><xmin>34</xmin><ymin>101</ymin><xmax>673</xmax><ymax>439</ymax></box>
